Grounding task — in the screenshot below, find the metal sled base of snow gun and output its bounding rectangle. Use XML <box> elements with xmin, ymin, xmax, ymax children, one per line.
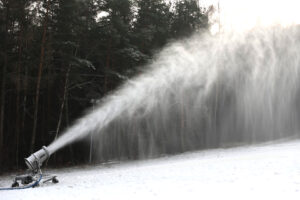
<box><xmin>0</xmin><ymin>146</ymin><xmax>58</xmax><ymax>190</ymax></box>
<box><xmin>11</xmin><ymin>172</ymin><xmax>59</xmax><ymax>188</ymax></box>
<box><xmin>10</xmin><ymin>169</ymin><xmax>58</xmax><ymax>189</ymax></box>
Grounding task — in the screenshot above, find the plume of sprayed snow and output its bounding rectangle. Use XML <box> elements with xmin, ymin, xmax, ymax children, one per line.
<box><xmin>48</xmin><ymin>25</ymin><xmax>300</xmax><ymax>159</ymax></box>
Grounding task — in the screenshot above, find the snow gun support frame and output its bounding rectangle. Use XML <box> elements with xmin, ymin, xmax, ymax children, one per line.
<box><xmin>10</xmin><ymin>146</ymin><xmax>58</xmax><ymax>188</ymax></box>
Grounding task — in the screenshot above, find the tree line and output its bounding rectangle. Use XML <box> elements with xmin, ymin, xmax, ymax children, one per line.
<box><xmin>0</xmin><ymin>0</ymin><xmax>208</xmax><ymax>171</ymax></box>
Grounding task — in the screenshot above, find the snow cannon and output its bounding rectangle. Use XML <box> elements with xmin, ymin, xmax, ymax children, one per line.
<box><xmin>25</xmin><ymin>146</ymin><xmax>50</xmax><ymax>172</ymax></box>
<box><xmin>6</xmin><ymin>146</ymin><xmax>58</xmax><ymax>189</ymax></box>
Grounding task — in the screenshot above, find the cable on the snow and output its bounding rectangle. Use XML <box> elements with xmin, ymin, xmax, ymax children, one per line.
<box><xmin>0</xmin><ymin>174</ymin><xmax>42</xmax><ymax>191</ymax></box>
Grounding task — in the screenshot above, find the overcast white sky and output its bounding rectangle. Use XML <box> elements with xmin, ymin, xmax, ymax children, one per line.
<box><xmin>203</xmin><ymin>0</ymin><xmax>300</xmax><ymax>32</ymax></box>
<box><xmin>170</xmin><ymin>0</ymin><xmax>300</xmax><ymax>32</ymax></box>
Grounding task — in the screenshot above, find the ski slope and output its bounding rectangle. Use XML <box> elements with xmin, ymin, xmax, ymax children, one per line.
<box><xmin>1</xmin><ymin>140</ymin><xmax>300</xmax><ymax>200</ymax></box>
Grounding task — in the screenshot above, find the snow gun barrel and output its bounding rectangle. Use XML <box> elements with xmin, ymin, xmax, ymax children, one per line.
<box><xmin>24</xmin><ymin>146</ymin><xmax>50</xmax><ymax>172</ymax></box>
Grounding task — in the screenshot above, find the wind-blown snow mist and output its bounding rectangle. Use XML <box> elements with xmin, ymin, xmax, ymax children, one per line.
<box><xmin>47</xmin><ymin>25</ymin><xmax>300</xmax><ymax>160</ymax></box>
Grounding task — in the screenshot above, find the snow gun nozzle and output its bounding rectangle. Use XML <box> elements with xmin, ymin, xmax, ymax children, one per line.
<box><xmin>25</xmin><ymin>146</ymin><xmax>50</xmax><ymax>172</ymax></box>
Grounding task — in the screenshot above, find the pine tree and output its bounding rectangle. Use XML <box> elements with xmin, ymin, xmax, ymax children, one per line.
<box><xmin>171</xmin><ymin>0</ymin><xmax>208</xmax><ymax>38</ymax></box>
<box><xmin>133</xmin><ymin>0</ymin><xmax>173</xmax><ymax>55</ymax></box>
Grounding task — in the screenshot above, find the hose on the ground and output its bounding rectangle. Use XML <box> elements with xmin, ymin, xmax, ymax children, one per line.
<box><xmin>0</xmin><ymin>173</ymin><xmax>42</xmax><ymax>191</ymax></box>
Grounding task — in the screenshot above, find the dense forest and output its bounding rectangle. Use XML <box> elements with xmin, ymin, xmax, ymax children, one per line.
<box><xmin>0</xmin><ymin>0</ymin><xmax>209</xmax><ymax>171</ymax></box>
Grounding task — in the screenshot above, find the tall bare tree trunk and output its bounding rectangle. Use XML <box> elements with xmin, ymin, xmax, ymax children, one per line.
<box><xmin>0</xmin><ymin>0</ymin><xmax>9</xmax><ymax>163</ymax></box>
<box><xmin>22</xmin><ymin>34</ymin><xmax>29</xmax><ymax>138</ymax></box>
<box><xmin>214</xmin><ymin>80</ymin><xmax>219</xmax><ymax>147</ymax></box>
<box><xmin>15</xmin><ymin>23</ymin><xmax>23</xmax><ymax>168</ymax></box>
<box><xmin>65</xmin><ymin>81</ymin><xmax>74</xmax><ymax>164</ymax></box>
<box><xmin>30</xmin><ymin>1</ymin><xmax>49</xmax><ymax>153</ymax></box>
<box><xmin>22</xmin><ymin>65</ymin><xmax>28</xmax><ymax>142</ymax></box>
<box><xmin>54</xmin><ymin>66</ymin><xmax>71</xmax><ymax>140</ymax></box>
<box><xmin>104</xmin><ymin>38</ymin><xmax>112</xmax><ymax>93</ymax></box>
<box><xmin>180</xmin><ymin>96</ymin><xmax>186</xmax><ymax>152</ymax></box>
<box><xmin>0</xmin><ymin>42</ymin><xmax>7</xmax><ymax>163</ymax></box>
<box><xmin>54</xmin><ymin>46</ymin><xmax>76</xmax><ymax>141</ymax></box>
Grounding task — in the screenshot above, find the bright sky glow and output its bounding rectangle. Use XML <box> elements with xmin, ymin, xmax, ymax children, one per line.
<box><xmin>200</xmin><ymin>0</ymin><xmax>300</xmax><ymax>32</ymax></box>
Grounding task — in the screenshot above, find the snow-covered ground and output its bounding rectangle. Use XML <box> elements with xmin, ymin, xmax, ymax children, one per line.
<box><xmin>1</xmin><ymin>140</ymin><xmax>300</xmax><ymax>200</ymax></box>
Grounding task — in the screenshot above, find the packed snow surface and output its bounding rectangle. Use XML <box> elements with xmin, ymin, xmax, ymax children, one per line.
<box><xmin>1</xmin><ymin>140</ymin><xmax>300</xmax><ymax>200</ymax></box>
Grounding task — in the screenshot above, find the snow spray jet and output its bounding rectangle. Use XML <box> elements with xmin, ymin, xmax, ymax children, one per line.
<box><xmin>29</xmin><ymin>0</ymin><xmax>300</xmax><ymax>164</ymax></box>
<box><xmin>43</xmin><ymin>25</ymin><xmax>300</xmax><ymax>163</ymax></box>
